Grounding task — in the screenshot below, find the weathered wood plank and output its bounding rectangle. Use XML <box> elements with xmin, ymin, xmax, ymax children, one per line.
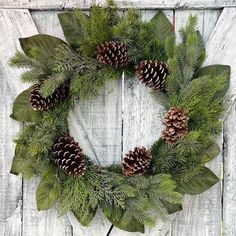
<box><xmin>0</xmin><ymin>73</ymin><xmax>22</xmax><ymax>236</ymax></box>
<box><xmin>0</xmin><ymin>0</ymin><xmax>236</xmax><ymax>9</ymax></box>
<box><xmin>22</xmin><ymin>178</ymin><xmax>73</xmax><ymax>236</ymax></box>
<box><xmin>224</xmin><ymin>101</ymin><xmax>236</xmax><ymax>236</ymax></box>
<box><xmin>31</xmin><ymin>10</ymin><xmax>115</xmax><ymax>234</ymax></box>
<box><xmin>171</xmin><ymin>9</ymin><xmax>223</xmax><ymax>236</ymax></box>
<box><xmin>0</xmin><ymin>9</ymin><xmax>38</xmax><ymax>236</ymax></box>
<box><xmin>204</xmin><ymin>8</ymin><xmax>236</xmax><ymax>236</ymax></box>
<box><xmin>0</xmin><ymin>9</ymin><xmax>38</xmax><ymax>97</ymax></box>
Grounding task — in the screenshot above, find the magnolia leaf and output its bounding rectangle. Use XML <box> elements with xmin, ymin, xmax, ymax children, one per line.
<box><xmin>36</xmin><ymin>171</ymin><xmax>62</xmax><ymax>211</ymax></box>
<box><xmin>150</xmin><ymin>11</ymin><xmax>174</xmax><ymax>43</ymax></box>
<box><xmin>10</xmin><ymin>87</ymin><xmax>42</xmax><ymax>123</ymax></box>
<box><xmin>194</xmin><ymin>64</ymin><xmax>231</xmax><ymax>97</ymax></box>
<box><xmin>204</xmin><ymin>141</ymin><xmax>221</xmax><ymax>162</ymax></box>
<box><xmin>58</xmin><ymin>12</ymin><xmax>88</xmax><ymax>49</ymax></box>
<box><xmin>19</xmin><ymin>34</ymin><xmax>66</xmax><ymax>59</ymax></box>
<box><xmin>103</xmin><ymin>207</ymin><xmax>145</xmax><ymax>233</ymax></box>
<box><xmin>162</xmin><ymin>202</ymin><xmax>183</xmax><ymax>214</ymax></box>
<box><xmin>73</xmin><ymin>207</ymin><xmax>97</xmax><ymax>227</ymax></box>
<box><xmin>10</xmin><ymin>144</ymin><xmax>26</xmax><ymax>175</ymax></box>
<box><xmin>177</xmin><ymin>167</ymin><xmax>220</xmax><ymax>195</ymax></box>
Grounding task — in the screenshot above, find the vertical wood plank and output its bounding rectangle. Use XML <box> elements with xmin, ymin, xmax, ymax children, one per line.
<box><xmin>171</xmin><ymin>10</ymin><xmax>222</xmax><ymax>236</ymax></box>
<box><xmin>22</xmin><ymin>178</ymin><xmax>73</xmax><ymax>236</ymax></box>
<box><xmin>0</xmin><ymin>9</ymin><xmax>38</xmax><ymax>97</ymax></box>
<box><xmin>0</xmin><ymin>73</ymin><xmax>22</xmax><ymax>236</ymax></box>
<box><xmin>0</xmin><ymin>9</ymin><xmax>39</xmax><ymax>236</ymax></box>
<box><xmin>203</xmin><ymin>8</ymin><xmax>236</xmax><ymax>236</ymax></box>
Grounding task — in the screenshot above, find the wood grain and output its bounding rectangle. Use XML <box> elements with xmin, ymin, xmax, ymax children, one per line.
<box><xmin>0</xmin><ymin>9</ymin><xmax>36</xmax><ymax>236</ymax></box>
<box><xmin>205</xmin><ymin>8</ymin><xmax>236</xmax><ymax>236</ymax></box>
<box><xmin>0</xmin><ymin>0</ymin><xmax>236</xmax><ymax>10</ymax></box>
<box><xmin>0</xmin><ymin>9</ymin><xmax>38</xmax><ymax>97</ymax></box>
<box><xmin>0</xmin><ymin>73</ymin><xmax>22</xmax><ymax>236</ymax></box>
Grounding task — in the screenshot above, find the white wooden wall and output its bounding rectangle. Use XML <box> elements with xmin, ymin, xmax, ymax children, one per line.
<box><xmin>1</xmin><ymin>1</ymin><xmax>236</xmax><ymax>236</ymax></box>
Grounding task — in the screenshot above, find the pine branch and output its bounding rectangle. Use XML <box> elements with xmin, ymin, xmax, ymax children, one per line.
<box><xmin>39</xmin><ymin>74</ymin><xmax>68</xmax><ymax>98</ymax></box>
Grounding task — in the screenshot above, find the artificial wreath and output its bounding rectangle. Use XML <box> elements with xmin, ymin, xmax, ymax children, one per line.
<box><xmin>9</xmin><ymin>0</ymin><xmax>231</xmax><ymax>233</ymax></box>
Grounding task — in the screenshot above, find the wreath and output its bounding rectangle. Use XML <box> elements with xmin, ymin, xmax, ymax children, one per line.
<box><xmin>9</xmin><ymin>0</ymin><xmax>231</xmax><ymax>233</ymax></box>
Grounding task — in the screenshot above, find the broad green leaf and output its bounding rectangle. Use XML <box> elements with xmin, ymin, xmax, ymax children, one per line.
<box><xmin>58</xmin><ymin>12</ymin><xmax>88</xmax><ymax>49</ymax></box>
<box><xmin>10</xmin><ymin>144</ymin><xmax>26</xmax><ymax>175</ymax></box>
<box><xmin>36</xmin><ymin>171</ymin><xmax>62</xmax><ymax>210</ymax></box>
<box><xmin>194</xmin><ymin>64</ymin><xmax>231</xmax><ymax>97</ymax></box>
<box><xmin>10</xmin><ymin>87</ymin><xmax>42</xmax><ymax>123</ymax></box>
<box><xmin>149</xmin><ymin>11</ymin><xmax>174</xmax><ymax>43</ymax></box>
<box><xmin>19</xmin><ymin>34</ymin><xmax>66</xmax><ymax>59</ymax></box>
<box><xmin>73</xmin><ymin>207</ymin><xmax>97</xmax><ymax>227</ymax></box>
<box><xmin>204</xmin><ymin>141</ymin><xmax>221</xmax><ymax>162</ymax></box>
<box><xmin>177</xmin><ymin>167</ymin><xmax>220</xmax><ymax>195</ymax></box>
<box><xmin>162</xmin><ymin>202</ymin><xmax>183</xmax><ymax>214</ymax></box>
<box><xmin>103</xmin><ymin>207</ymin><xmax>145</xmax><ymax>233</ymax></box>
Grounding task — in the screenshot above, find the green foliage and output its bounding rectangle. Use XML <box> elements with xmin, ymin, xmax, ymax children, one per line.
<box><xmin>179</xmin><ymin>74</ymin><xmax>226</xmax><ymax>136</ymax></box>
<box><xmin>70</xmin><ymin>0</ymin><xmax>118</xmax><ymax>57</ymax></box>
<box><xmin>58</xmin><ymin>11</ymin><xmax>88</xmax><ymax>49</ymax></box>
<box><xmin>149</xmin><ymin>11</ymin><xmax>174</xmax><ymax>43</ymax></box>
<box><xmin>77</xmin><ymin>7</ymin><xmax>110</xmax><ymax>56</ymax></box>
<box><xmin>194</xmin><ymin>64</ymin><xmax>231</xmax><ymax>98</ymax></box>
<box><xmin>113</xmin><ymin>10</ymin><xmax>168</xmax><ymax>63</ymax></box>
<box><xmin>11</xmin><ymin>100</ymin><xmax>70</xmax><ymax>179</ymax></box>
<box><xmin>55</xmin><ymin>45</ymin><xmax>119</xmax><ymax>99</ymax></box>
<box><xmin>19</xmin><ymin>34</ymin><xmax>66</xmax><ymax>60</ymax></box>
<box><xmin>104</xmin><ymin>207</ymin><xmax>145</xmax><ymax>233</ymax></box>
<box><xmin>10</xmin><ymin>87</ymin><xmax>42</xmax><ymax>123</ymax></box>
<box><xmin>36</xmin><ymin>170</ymin><xmax>63</xmax><ymax>210</ymax></box>
<box><xmin>10</xmin><ymin>51</ymin><xmax>52</xmax><ymax>82</ymax></box>
<box><xmin>39</xmin><ymin>74</ymin><xmax>67</xmax><ymax>98</ymax></box>
<box><xmin>176</xmin><ymin>167</ymin><xmax>220</xmax><ymax>195</ymax></box>
<box><xmin>151</xmin><ymin>132</ymin><xmax>215</xmax><ymax>183</ymax></box>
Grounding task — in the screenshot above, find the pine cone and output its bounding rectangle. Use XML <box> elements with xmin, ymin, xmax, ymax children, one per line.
<box><xmin>30</xmin><ymin>82</ymin><xmax>68</xmax><ymax>111</ymax></box>
<box><xmin>122</xmin><ymin>147</ymin><xmax>152</xmax><ymax>176</ymax></box>
<box><xmin>97</xmin><ymin>41</ymin><xmax>129</xmax><ymax>69</ymax></box>
<box><xmin>135</xmin><ymin>60</ymin><xmax>169</xmax><ymax>92</ymax></box>
<box><xmin>53</xmin><ymin>136</ymin><xmax>86</xmax><ymax>176</ymax></box>
<box><xmin>162</xmin><ymin>108</ymin><xmax>189</xmax><ymax>143</ymax></box>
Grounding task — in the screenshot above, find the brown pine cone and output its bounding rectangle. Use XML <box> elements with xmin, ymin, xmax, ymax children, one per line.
<box><xmin>53</xmin><ymin>136</ymin><xmax>86</xmax><ymax>176</ymax></box>
<box><xmin>135</xmin><ymin>60</ymin><xmax>169</xmax><ymax>92</ymax></box>
<box><xmin>97</xmin><ymin>41</ymin><xmax>129</xmax><ymax>69</ymax></box>
<box><xmin>162</xmin><ymin>107</ymin><xmax>189</xmax><ymax>143</ymax></box>
<box><xmin>122</xmin><ymin>147</ymin><xmax>152</xmax><ymax>176</ymax></box>
<box><xmin>30</xmin><ymin>82</ymin><xmax>68</xmax><ymax>111</ymax></box>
